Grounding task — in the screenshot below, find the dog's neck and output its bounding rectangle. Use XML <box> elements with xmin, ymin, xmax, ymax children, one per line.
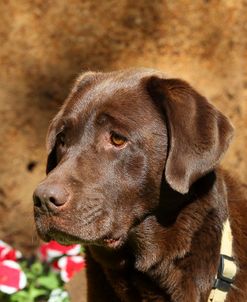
<box><xmin>88</xmin><ymin>171</ymin><xmax>228</xmax><ymax>300</ymax></box>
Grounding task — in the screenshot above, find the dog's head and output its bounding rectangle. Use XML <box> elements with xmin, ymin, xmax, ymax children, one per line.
<box><xmin>33</xmin><ymin>69</ymin><xmax>234</xmax><ymax>248</ymax></box>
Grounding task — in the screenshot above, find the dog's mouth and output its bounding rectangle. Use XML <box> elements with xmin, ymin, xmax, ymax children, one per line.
<box><xmin>39</xmin><ymin>228</ymin><xmax>83</xmax><ymax>246</ymax></box>
<box><xmin>102</xmin><ymin>236</ymin><xmax>123</xmax><ymax>249</ymax></box>
<box><xmin>35</xmin><ymin>207</ymin><xmax>154</xmax><ymax>250</ymax></box>
<box><xmin>49</xmin><ymin>232</ymin><xmax>124</xmax><ymax>249</ymax></box>
<box><xmin>37</xmin><ymin>222</ymin><xmax>125</xmax><ymax>249</ymax></box>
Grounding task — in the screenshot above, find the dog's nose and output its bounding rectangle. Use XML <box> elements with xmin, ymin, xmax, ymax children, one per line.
<box><xmin>33</xmin><ymin>183</ymin><xmax>69</xmax><ymax>210</ymax></box>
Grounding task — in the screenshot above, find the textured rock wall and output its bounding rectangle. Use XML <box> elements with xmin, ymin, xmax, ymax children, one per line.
<box><xmin>0</xmin><ymin>0</ymin><xmax>246</xmax><ymax>254</ymax></box>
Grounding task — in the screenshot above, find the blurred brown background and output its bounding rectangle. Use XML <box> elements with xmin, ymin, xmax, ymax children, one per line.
<box><xmin>0</xmin><ymin>0</ymin><xmax>246</xmax><ymax>266</ymax></box>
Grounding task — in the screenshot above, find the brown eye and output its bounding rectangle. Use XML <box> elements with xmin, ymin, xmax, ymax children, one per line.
<box><xmin>110</xmin><ymin>131</ymin><xmax>127</xmax><ymax>147</ymax></box>
<box><xmin>57</xmin><ymin>132</ymin><xmax>66</xmax><ymax>147</ymax></box>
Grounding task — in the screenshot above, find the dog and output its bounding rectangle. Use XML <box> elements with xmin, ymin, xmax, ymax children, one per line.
<box><xmin>33</xmin><ymin>69</ymin><xmax>247</xmax><ymax>301</ymax></box>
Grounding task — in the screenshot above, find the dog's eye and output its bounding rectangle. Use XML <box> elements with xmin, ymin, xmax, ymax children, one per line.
<box><xmin>110</xmin><ymin>131</ymin><xmax>127</xmax><ymax>147</ymax></box>
<box><xmin>57</xmin><ymin>132</ymin><xmax>66</xmax><ymax>147</ymax></box>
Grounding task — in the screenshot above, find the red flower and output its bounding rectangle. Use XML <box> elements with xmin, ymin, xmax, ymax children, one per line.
<box><xmin>0</xmin><ymin>240</ymin><xmax>22</xmax><ymax>262</ymax></box>
<box><xmin>57</xmin><ymin>256</ymin><xmax>86</xmax><ymax>282</ymax></box>
<box><xmin>0</xmin><ymin>260</ymin><xmax>27</xmax><ymax>294</ymax></box>
<box><xmin>39</xmin><ymin>241</ymin><xmax>81</xmax><ymax>262</ymax></box>
<box><xmin>51</xmin><ymin>259</ymin><xmax>60</xmax><ymax>272</ymax></box>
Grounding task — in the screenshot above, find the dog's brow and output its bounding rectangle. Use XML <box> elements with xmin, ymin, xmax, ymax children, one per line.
<box><xmin>97</xmin><ymin>112</ymin><xmax>134</xmax><ymax>132</ymax></box>
<box><xmin>56</xmin><ymin>116</ymin><xmax>78</xmax><ymax>133</ymax></box>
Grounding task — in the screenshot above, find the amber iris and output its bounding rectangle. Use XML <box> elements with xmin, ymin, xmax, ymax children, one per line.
<box><xmin>110</xmin><ymin>132</ymin><xmax>127</xmax><ymax>147</ymax></box>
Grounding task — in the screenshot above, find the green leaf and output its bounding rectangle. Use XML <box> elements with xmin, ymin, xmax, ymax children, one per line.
<box><xmin>30</xmin><ymin>262</ymin><xmax>43</xmax><ymax>276</ymax></box>
<box><xmin>10</xmin><ymin>290</ymin><xmax>30</xmax><ymax>302</ymax></box>
<box><xmin>62</xmin><ymin>295</ymin><xmax>70</xmax><ymax>302</ymax></box>
<box><xmin>29</xmin><ymin>286</ymin><xmax>47</xmax><ymax>300</ymax></box>
<box><xmin>25</xmin><ymin>271</ymin><xmax>36</xmax><ymax>281</ymax></box>
<box><xmin>19</xmin><ymin>260</ymin><xmax>28</xmax><ymax>271</ymax></box>
<box><xmin>0</xmin><ymin>293</ymin><xmax>10</xmax><ymax>302</ymax></box>
<box><xmin>37</xmin><ymin>273</ymin><xmax>60</xmax><ymax>290</ymax></box>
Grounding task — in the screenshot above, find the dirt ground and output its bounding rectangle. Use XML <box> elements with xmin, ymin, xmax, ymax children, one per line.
<box><xmin>0</xmin><ymin>1</ymin><xmax>246</xmax><ymax>301</ymax></box>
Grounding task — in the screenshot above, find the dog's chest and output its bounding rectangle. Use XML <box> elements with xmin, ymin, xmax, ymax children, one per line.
<box><xmin>104</xmin><ymin>268</ymin><xmax>171</xmax><ymax>302</ymax></box>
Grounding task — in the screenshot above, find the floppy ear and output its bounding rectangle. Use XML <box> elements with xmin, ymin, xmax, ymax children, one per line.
<box><xmin>146</xmin><ymin>76</ymin><xmax>234</xmax><ymax>194</ymax></box>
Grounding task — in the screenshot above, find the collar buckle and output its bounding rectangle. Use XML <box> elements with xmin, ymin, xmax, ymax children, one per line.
<box><xmin>213</xmin><ymin>254</ymin><xmax>236</xmax><ymax>292</ymax></box>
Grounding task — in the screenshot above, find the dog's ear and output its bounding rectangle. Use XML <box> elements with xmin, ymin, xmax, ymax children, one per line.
<box><xmin>146</xmin><ymin>76</ymin><xmax>234</xmax><ymax>194</ymax></box>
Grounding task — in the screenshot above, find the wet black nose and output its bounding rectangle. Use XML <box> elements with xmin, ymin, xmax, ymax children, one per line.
<box><xmin>33</xmin><ymin>183</ymin><xmax>69</xmax><ymax>210</ymax></box>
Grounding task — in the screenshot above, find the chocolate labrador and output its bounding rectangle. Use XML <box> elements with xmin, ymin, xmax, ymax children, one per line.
<box><xmin>33</xmin><ymin>69</ymin><xmax>247</xmax><ymax>301</ymax></box>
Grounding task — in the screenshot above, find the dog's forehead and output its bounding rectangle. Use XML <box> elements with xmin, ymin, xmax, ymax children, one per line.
<box><xmin>61</xmin><ymin>69</ymin><xmax>159</xmax><ymax>121</ymax></box>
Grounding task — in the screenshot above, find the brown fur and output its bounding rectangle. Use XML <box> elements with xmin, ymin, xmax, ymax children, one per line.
<box><xmin>33</xmin><ymin>69</ymin><xmax>247</xmax><ymax>301</ymax></box>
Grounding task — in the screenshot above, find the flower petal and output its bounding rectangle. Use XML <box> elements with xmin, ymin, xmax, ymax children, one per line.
<box><xmin>39</xmin><ymin>241</ymin><xmax>81</xmax><ymax>262</ymax></box>
<box><xmin>58</xmin><ymin>256</ymin><xmax>86</xmax><ymax>282</ymax></box>
<box><xmin>0</xmin><ymin>240</ymin><xmax>22</xmax><ymax>261</ymax></box>
<box><xmin>0</xmin><ymin>260</ymin><xmax>26</xmax><ymax>294</ymax></box>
